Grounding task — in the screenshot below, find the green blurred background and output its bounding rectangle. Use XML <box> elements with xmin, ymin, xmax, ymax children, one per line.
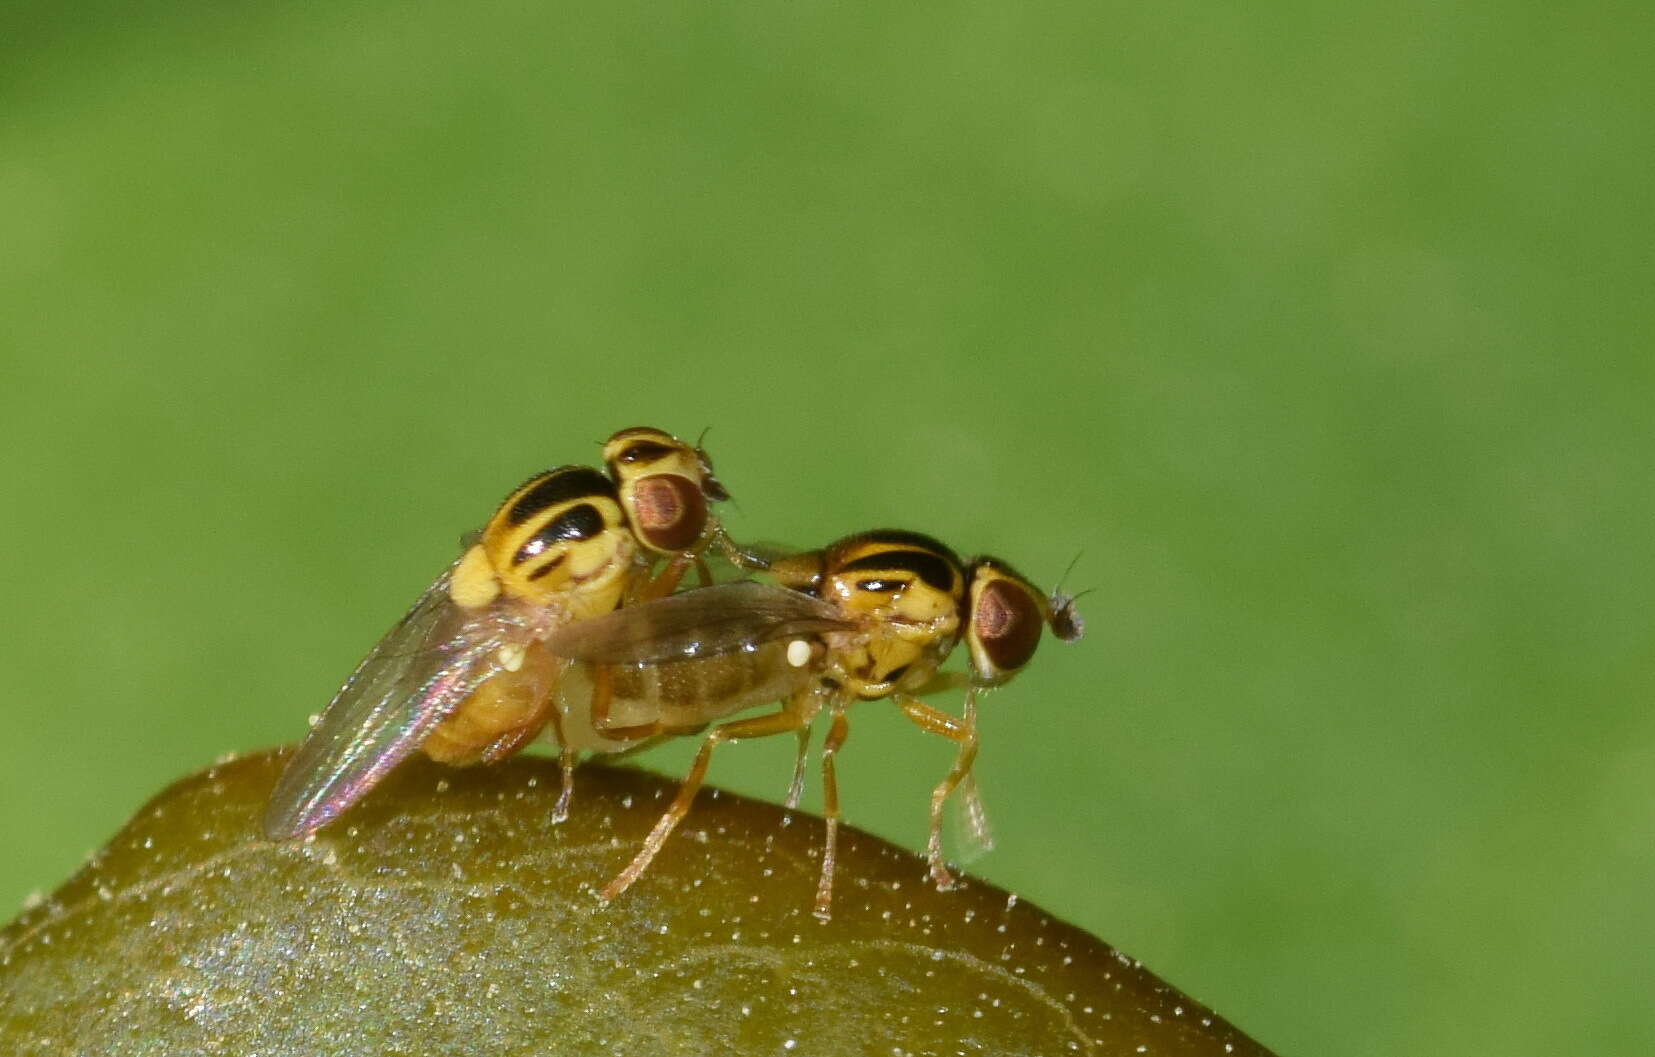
<box><xmin>2</xmin><ymin>1</ymin><xmax>1649</xmax><ymax>1053</ymax></box>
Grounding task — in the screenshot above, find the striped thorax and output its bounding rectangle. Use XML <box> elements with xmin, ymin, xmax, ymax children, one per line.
<box><xmin>263</xmin><ymin>425</ymin><xmax>733</xmax><ymax>841</ymax></box>
<box><xmin>769</xmin><ymin>530</ymin><xmax>968</xmax><ymax>700</ymax></box>
<box><xmin>450</xmin><ymin>465</ymin><xmax>636</xmax><ymax>619</ymax></box>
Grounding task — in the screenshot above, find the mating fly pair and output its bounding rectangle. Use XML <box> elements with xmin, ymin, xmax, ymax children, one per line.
<box><xmin>264</xmin><ymin>427</ymin><xmax>1084</xmax><ymax>919</ymax></box>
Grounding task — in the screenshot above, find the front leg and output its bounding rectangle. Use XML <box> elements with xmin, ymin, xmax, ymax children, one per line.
<box><xmin>895</xmin><ymin>688</ymin><xmax>982</xmax><ymax>890</ymax></box>
<box><xmin>627</xmin><ymin>549</ymin><xmax>714</xmax><ymax>605</ymax></box>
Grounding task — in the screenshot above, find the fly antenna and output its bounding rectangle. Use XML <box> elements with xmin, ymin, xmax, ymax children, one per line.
<box><xmin>1048</xmin><ymin>549</ymin><xmax>1089</xmax><ymax>642</ymax></box>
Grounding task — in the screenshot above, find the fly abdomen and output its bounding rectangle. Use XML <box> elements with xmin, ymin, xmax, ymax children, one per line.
<box><xmin>555</xmin><ymin>638</ymin><xmax>816</xmax><ymax>748</ymax></box>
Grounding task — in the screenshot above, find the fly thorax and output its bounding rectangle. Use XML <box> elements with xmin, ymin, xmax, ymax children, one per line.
<box><xmin>821</xmin><ymin>532</ymin><xmax>966</xmax><ymax>623</ymax></box>
<box><xmin>480</xmin><ymin>465</ymin><xmax>636</xmax><ymax>608</ymax></box>
<box><xmin>448</xmin><ymin>544</ymin><xmax>501</xmax><ymax>609</ymax></box>
<box><xmin>809</xmin><ymin>529</ymin><xmax>972</xmax><ymax>700</ymax></box>
<box><xmin>836</xmin><ymin>635</ymin><xmax>937</xmax><ymax>699</ymax></box>
<box><xmin>559</xmin><ymin>552</ymin><xmax>634</xmax><ymax>621</ymax></box>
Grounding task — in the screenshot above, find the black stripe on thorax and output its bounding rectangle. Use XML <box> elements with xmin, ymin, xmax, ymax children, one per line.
<box><xmin>837</xmin><ymin>547</ymin><xmax>960</xmax><ymax>593</ymax></box>
<box><xmin>525</xmin><ymin>554</ymin><xmax>567</xmax><ymax>580</ymax></box>
<box><xmin>844</xmin><ymin>529</ymin><xmax>961</xmax><ymax>567</ymax></box>
<box><xmin>513</xmin><ymin>502</ymin><xmax>608</xmax><ymax>565</ymax></box>
<box><xmin>506</xmin><ymin>466</ymin><xmax>615</xmax><ymax>525</ymax></box>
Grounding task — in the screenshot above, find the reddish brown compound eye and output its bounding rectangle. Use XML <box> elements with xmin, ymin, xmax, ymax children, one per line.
<box><xmin>630</xmin><ymin>474</ymin><xmax>706</xmax><ymax>552</ymax></box>
<box><xmin>974</xmin><ymin>578</ymin><xmax>1043</xmax><ymax>675</ymax></box>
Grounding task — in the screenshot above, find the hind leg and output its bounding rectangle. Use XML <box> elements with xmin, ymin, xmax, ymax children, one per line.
<box><xmin>600</xmin><ymin>693</ymin><xmax>816</xmax><ymax>903</ymax></box>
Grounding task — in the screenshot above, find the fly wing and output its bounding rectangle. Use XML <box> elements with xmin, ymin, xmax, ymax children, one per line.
<box><xmin>545</xmin><ymin>580</ymin><xmax>851</xmax><ymax>665</ymax></box>
<box><xmin>263</xmin><ymin>565</ymin><xmax>519</xmax><ymax>839</ymax></box>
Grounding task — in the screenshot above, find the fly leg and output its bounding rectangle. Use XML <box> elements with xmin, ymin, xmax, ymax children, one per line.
<box><xmin>632</xmin><ymin>550</ymin><xmax>714</xmax><ymax>603</ymax></box>
<box><xmin>539</xmin><ymin>688</ymin><xmax>579</xmax><ymax>824</ymax></box>
<box><xmin>640</xmin><ymin>553</ymin><xmax>690</xmax><ymax>600</ymax></box>
<box><xmin>479</xmin><ymin>707</ymin><xmax>577</xmax><ymax>824</ymax></box>
<box><xmin>784</xmin><ymin>725</ymin><xmax>812</xmax><ymax>810</ymax></box>
<box><xmin>712</xmin><ymin>528</ymin><xmax>775</xmax><ymax>572</ymax></box>
<box><xmin>599</xmin><ymin>696</ymin><xmax>814</xmax><ymax>904</ymax></box>
<box><xmin>895</xmin><ymin>688</ymin><xmax>981</xmax><ymax>890</ymax></box>
<box><xmin>813</xmin><ymin>706</ymin><xmax>850</xmax><ymax>920</ymax></box>
<box><xmin>469</xmin><ymin>656</ymin><xmax>577</xmax><ymax>822</ymax></box>
<box><xmin>900</xmin><ymin>673</ymin><xmax>992</xmax><ymax>853</ymax></box>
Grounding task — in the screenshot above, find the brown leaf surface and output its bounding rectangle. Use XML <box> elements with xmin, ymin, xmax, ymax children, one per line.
<box><xmin>0</xmin><ymin>750</ymin><xmax>1275</xmax><ymax>1056</ymax></box>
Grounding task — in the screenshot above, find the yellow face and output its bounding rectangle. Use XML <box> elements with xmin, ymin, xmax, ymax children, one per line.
<box><xmin>803</xmin><ymin>530</ymin><xmax>968</xmax><ymax>699</ymax></box>
<box><xmin>602</xmin><ymin>426</ymin><xmax>729</xmax><ymax>557</ymax></box>
<box><xmin>461</xmin><ymin>465</ymin><xmax>637</xmax><ymax>616</ymax></box>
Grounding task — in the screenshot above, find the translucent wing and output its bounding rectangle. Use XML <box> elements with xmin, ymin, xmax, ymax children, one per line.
<box><xmin>263</xmin><ymin>564</ymin><xmax>520</xmax><ymax>839</ymax></box>
<box><xmin>545</xmin><ymin>580</ymin><xmax>851</xmax><ymax>665</ymax></box>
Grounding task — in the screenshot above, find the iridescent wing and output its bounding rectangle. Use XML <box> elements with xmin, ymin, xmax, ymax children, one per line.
<box><xmin>263</xmin><ymin>563</ymin><xmax>522</xmax><ymax>839</ymax></box>
<box><xmin>544</xmin><ymin>580</ymin><xmax>851</xmax><ymax>665</ymax></box>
